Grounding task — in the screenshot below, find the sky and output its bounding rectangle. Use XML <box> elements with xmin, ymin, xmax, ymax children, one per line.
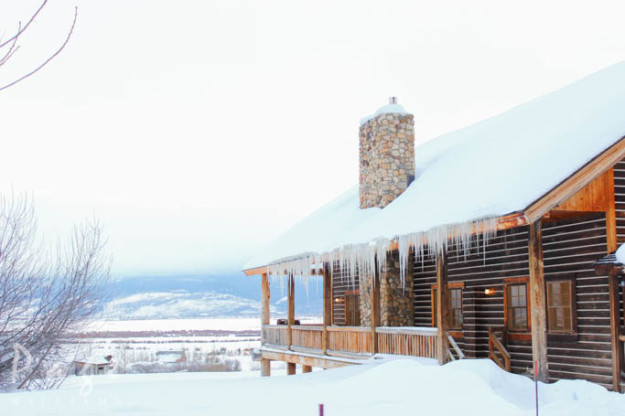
<box><xmin>1</xmin><ymin>0</ymin><xmax>625</xmax><ymax>277</ymax></box>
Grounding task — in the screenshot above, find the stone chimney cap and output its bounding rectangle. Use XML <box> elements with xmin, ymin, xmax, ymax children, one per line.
<box><xmin>359</xmin><ymin>98</ymin><xmax>409</xmax><ymax>126</ymax></box>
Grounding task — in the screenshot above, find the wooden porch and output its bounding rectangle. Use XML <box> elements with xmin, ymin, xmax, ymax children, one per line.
<box><xmin>260</xmin><ymin>323</ymin><xmax>464</xmax><ymax>374</ymax></box>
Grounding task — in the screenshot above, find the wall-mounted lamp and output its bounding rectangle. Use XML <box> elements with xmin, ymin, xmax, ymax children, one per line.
<box><xmin>484</xmin><ymin>288</ymin><xmax>496</xmax><ymax>296</ymax></box>
<box><xmin>334</xmin><ymin>297</ymin><xmax>344</xmax><ymax>303</ymax></box>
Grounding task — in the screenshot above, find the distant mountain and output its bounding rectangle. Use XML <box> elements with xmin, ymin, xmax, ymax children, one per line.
<box><xmin>100</xmin><ymin>273</ymin><xmax>323</xmax><ymax>320</ymax></box>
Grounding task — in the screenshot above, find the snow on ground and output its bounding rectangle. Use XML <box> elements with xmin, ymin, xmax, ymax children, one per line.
<box><xmin>1</xmin><ymin>357</ymin><xmax>623</xmax><ymax>416</ymax></box>
<box><xmin>84</xmin><ymin>318</ymin><xmax>261</xmax><ymax>333</ymax></box>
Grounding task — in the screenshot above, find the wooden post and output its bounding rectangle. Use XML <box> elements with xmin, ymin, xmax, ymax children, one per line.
<box><xmin>302</xmin><ymin>365</ymin><xmax>312</xmax><ymax>373</ymax></box>
<box><xmin>261</xmin><ymin>273</ymin><xmax>270</xmax><ymax>343</ymax></box>
<box><xmin>260</xmin><ymin>273</ymin><xmax>271</xmax><ymax>377</ymax></box>
<box><xmin>287</xmin><ymin>362</ymin><xmax>296</xmax><ymax>375</ymax></box>
<box><xmin>606</xmin><ymin>168</ymin><xmax>618</xmax><ymax>253</ymax></box>
<box><xmin>609</xmin><ymin>269</ymin><xmax>622</xmax><ymax>392</ymax></box>
<box><xmin>288</xmin><ymin>274</ymin><xmax>295</xmax><ymax>350</ymax></box>
<box><xmin>436</xmin><ymin>250</ymin><xmax>450</xmax><ymax>364</ymax></box>
<box><xmin>260</xmin><ymin>359</ymin><xmax>271</xmax><ymax>377</ymax></box>
<box><xmin>529</xmin><ymin>220</ymin><xmax>549</xmax><ymax>383</ymax></box>
<box><xmin>322</xmin><ymin>263</ymin><xmax>332</xmax><ymax>355</ymax></box>
<box><xmin>371</xmin><ymin>255</ymin><xmax>381</xmax><ymax>354</ymax></box>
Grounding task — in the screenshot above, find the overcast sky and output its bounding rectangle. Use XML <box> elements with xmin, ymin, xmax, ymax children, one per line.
<box><xmin>1</xmin><ymin>0</ymin><xmax>625</xmax><ymax>277</ymax></box>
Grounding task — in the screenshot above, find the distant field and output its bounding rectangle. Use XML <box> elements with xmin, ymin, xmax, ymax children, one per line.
<box><xmin>84</xmin><ymin>318</ymin><xmax>261</xmax><ymax>333</ymax></box>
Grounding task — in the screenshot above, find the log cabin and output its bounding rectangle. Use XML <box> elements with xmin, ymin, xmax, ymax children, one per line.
<box><xmin>243</xmin><ymin>63</ymin><xmax>625</xmax><ymax>391</ymax></box>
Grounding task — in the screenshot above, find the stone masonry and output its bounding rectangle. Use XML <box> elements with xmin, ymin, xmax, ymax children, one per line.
<box><xmin>357</xmin><ymin>99</ymin><xmax>416</xmax><ymax>325</ymax></box>
<box><xmin>359</xmin><ymin>105</ymin><xmax>415</xmax><ymax>209</ymax></box>
<box><xmin>359</xmin><ymin>251</ymin><xmax>414</xmax><ymax>327</ymax></box>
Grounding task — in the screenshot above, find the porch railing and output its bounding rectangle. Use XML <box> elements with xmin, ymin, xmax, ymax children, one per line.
<box><xmin>488</xmin><ymin>327</ymin><xmax>511</xmax><ymax>372</ymax></box>
<box><xmin>327</xmin><ymin>326</ymin><xmax>372</xmax><ymax>355</ymax></box>
<box><xmin>263</xmin><ymin>324</ymin><xmax>440</xmax><ymax>359</ymax></box>
<box><xmin>377</xmin><ymin>327</ymin><xmax>438</xmax><ymax>359</ymax></box>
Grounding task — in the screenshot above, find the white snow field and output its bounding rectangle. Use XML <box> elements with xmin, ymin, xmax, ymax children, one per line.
<box><xmin>1</xmin><ymin>357</ymin><xmax>623</xmax><ymax>416</ymax></box>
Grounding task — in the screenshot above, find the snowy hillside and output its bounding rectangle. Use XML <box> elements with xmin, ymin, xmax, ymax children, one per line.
<box><xmin>102</xmin><ymin>291</ymin><xmax>263</xmax><ymax>319</ymax></box>
<box><xmin>1</xmin><ymin>357</ymin><xmax>623</xmax><ymax>415</ymax></box>
<box><xmin>101</xmin><ymin>274</ymin><xmax>323</xmax><ymax>319</ymax></box>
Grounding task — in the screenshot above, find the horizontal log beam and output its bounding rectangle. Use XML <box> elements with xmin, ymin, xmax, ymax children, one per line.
<box><xmin>261</xmin><ymin>349</ymin><xmax>359</xmax><ymax>369</ymax></box>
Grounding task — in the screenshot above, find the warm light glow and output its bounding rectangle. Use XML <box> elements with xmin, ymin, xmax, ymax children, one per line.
<box><xmin>484</xmin><ymin>288</ymin><xmax>496</xmax><ymax>296</ymax></box>
<box><xmin>334</xmin><ymin>297</ymin><xmax>344</xmax><ymax>303</ymax></box>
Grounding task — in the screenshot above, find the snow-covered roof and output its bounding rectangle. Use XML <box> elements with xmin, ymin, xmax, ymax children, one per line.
<box><xmin>75</xmin><ymin>355</ymin><xmax>112</xmax><ymax>365</ymax></box>
<box><xmin>245</xmin><ymin>61</ymin><xmax>625</xmax><ymax>271</ymax></box>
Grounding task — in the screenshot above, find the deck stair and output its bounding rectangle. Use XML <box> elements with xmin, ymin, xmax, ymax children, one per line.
<box><xmin>488</xmin><ymin>327</ymin><xmax>511</xmax><ymax>372</ymax></box>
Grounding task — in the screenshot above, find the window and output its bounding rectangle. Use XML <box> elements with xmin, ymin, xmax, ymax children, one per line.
<box><xmin>547</xmin><ymin>280</ymin><xmax>575</xmax><ymax>332</ymax></box>
<box><xmin>431</xmin><ymin>282</ymin><xmax>464</xmax><ymax>329</ymax></box>
<box><xmin>505</xmin><ymin>280</ymin><xmax>529</xmax><ymax>332</ymax></box>
<box><xmin>344</xmin><ymin>291</ymin><xmax>361</xmax><ymax>326</ymax></box>
<box><xmin>450</xmin><ymin>288</ymin><xmax>463</xmax><ymax>329</ymax></box>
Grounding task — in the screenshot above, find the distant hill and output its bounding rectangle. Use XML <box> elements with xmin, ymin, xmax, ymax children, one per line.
<box><xmin>101</xmin><ymin>273</ymin><xmax>323</xmax><ymax>320</ymax></box>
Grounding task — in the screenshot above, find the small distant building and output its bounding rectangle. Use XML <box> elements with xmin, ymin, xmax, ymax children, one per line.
<box><xmin>74</xmin><ymin>355</ymin><xmax>114</xmax><ymax>376</ymax></box>
<box><xmin>156</xmin><ymin>350</ymin><xmax>187</xmax><ymax>363</ymax></box>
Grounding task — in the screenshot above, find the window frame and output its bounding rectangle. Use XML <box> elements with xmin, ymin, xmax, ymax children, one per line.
<box><xmin>546</xmin><ymin>277</ymin><xmax>577</xmax><ymax>335</ymax></box>
<box><xmin>431</xmin><ymin>282</ymin><xmax>465</xmax><ymax>334</ymax></box>
<box><xmin>503</xmin><ymin>277</ymin><xmax>531</xmax><ymax>340</ymax></box>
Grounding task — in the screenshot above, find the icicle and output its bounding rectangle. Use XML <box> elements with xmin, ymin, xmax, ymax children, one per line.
<box><xmin>266</xmin><ymin>216</ymin><xmax>501</xmax><ymax>302</ymax></box>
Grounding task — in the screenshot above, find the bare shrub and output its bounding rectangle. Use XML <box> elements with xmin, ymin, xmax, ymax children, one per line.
<box><xmin>0</xmin><ymin>194</ymin><xmax>110</xmax><ymax>390</ymax></box>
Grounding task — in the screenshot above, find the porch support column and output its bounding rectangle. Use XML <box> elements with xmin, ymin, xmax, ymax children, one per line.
<box><xmin>322</xmin><ymin>263</ymin><xmax>332</xmax><ymax>355</ymax></box>
<box><xmin>288</xmin><ymin>274</ymin><xmax>295</xmax><ymax>350</ymax></box>
<box><xmin>608</xmin><ymin>269</ymin><xmax>622</xmax><ymax>392</ymax></box>
<box><xmin>436</xmin><ymin>250</ymin><xmax>450</xmax><ymax>364</ymax></box>
<box><xmin>260</xmin><ymin>359</ymin><xmax>271</xmax><ymax>377</ymax></box>
<box><xmin>371</xmin><ymin>255</ymin><xmax>381</xmax><ymax>354</ymax></box>
<box><xmin>606</xmin><ymin>168</ymin><xmax>618</xmax><ymax>253</ymax></box>
<box><xmin>260</xmin><ymin>272</ymin><xmax>271</xmax><ymax>377</ymax></box>
<box><xmin>529</xmin><ymin>220</ymin><xmax>549</xmax><ymax>382</ymax></box>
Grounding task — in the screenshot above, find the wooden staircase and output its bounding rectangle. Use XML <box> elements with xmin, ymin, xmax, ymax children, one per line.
<box><xmin>489</xmin><ymin>327</ymin><xmax>511</xmax><ymax>372</ymax></box>
<box><xmin>447</xmin><ymin>332</ymin><xmax>465</xmax><ymax>361</ymax></box>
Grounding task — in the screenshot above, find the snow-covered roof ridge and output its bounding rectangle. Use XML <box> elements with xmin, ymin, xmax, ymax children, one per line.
<box><xmin>245</xmin><ymin>61</ymin><xmax>625</xmax><ymax>272</ymax></box>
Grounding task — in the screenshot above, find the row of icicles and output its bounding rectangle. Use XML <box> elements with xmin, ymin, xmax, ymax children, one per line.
<box><xmin>268</xmin><ymin>217</ymin><xmax>500</xmax><ymax>294</ymax></box>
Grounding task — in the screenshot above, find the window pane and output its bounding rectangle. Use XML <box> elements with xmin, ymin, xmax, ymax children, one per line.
<box><xmin>507</xmin><ymin>283</ymin><xmax>528</xmax><ymax>331</ymax></box>
<box><xmin>547</xmin><ymin>281</ymin><xmax>573</xmax><ymax>332</ymax></box>
<box><xmin>450</xmin><ymin>288</ymin><xmax>463</xmax><ymax>329</ymax></box>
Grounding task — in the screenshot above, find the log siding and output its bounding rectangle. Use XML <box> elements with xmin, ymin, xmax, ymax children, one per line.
<box><xmin>543</xmin><ymin>213</ymin><xmax>612</xmax><ymax>387</ymax></box>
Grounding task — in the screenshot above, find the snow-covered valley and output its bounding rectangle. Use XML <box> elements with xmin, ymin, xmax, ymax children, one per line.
<box><xmin>100</xmin><ymin>274</ymin><xmax>322</xmax><ymax>320</ymax></box>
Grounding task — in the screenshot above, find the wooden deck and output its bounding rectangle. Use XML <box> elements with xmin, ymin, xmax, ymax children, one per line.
<box><xmin>262</xmin><ymin>324</ymin><xmax>441</xmax><ymax>368</ymax></box>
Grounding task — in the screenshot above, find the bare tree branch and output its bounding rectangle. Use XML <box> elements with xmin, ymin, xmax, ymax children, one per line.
<box><xmin>0</xmin><ymin>5</ymin><xmax>78</xmax><ymax>92</ymax></box>
<box><xmin>0</xmin><ymin>0</ymin><xmax>49</xmax><ymax>49</ymax></box>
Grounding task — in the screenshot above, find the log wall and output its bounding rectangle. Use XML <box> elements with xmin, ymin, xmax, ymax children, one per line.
<box><xmin>543</xmin><ymin>213</ymin><xmax>612</xmax><ymax>386</ymax></box>
<box><xmin>411</xmin><ymin>213</ymin><xmax>612</xmax><ymax>386</ymax></box>
<box><xmin>412</xmin><ymin>228</ymin><xmax>531</xmax><ymax>367</ymax></box>
<box><xmin>445</xmin><ymin>227</ymin><xmax>531</xmax><ymax>370</ymax></box>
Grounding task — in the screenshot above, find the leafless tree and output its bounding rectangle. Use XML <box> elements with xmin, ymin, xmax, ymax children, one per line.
<box><xmin>0</xmin><ymin>0</ymin><xmax>77</xmax><ymax>92</ymax></box>
<box><xmin>0</xmin><ymin>194</ymin><xmax>110</xmax><ymax>390</ymax></box>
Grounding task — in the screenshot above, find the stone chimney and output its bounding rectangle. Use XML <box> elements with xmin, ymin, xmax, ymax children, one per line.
<box><xmin>359</xmin><ymin>97</ymin><xmax>415</xmax><ymax>209</ymax></box>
